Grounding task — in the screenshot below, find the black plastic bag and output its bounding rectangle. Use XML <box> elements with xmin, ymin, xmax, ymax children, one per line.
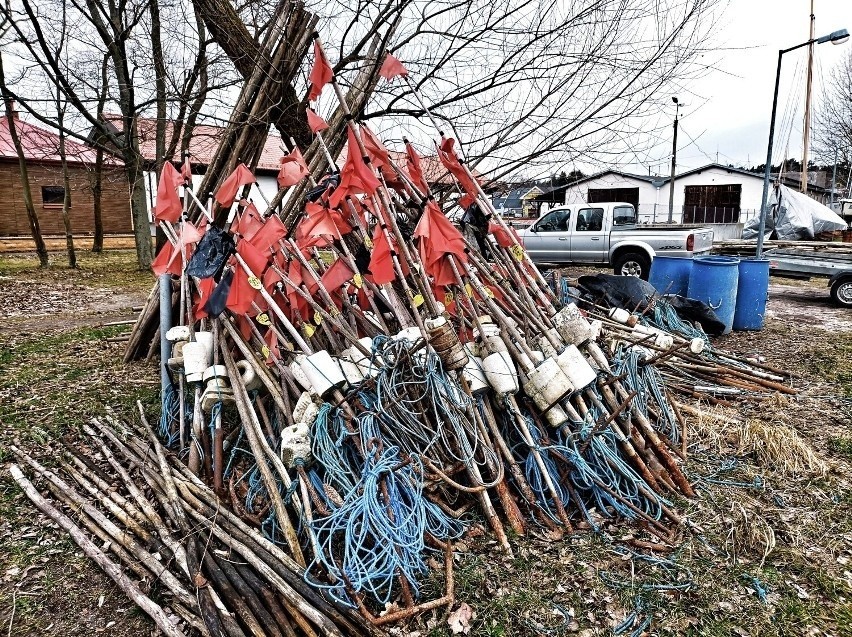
<box><xmin>663</xmin><ymin>295</ymin><xmax>726</xmax><ymax>336</ymax></box>
<box><xmin>186</xmin><ymin>226</ymin><xmax>235</xmax><ymax>279</ymax></box>
<box><xmin>577</xmin><ymin>274</ymin><xmax>657</xmax><ymax>311</ymax></box>
<box><xmin>204</xmin><ymin>268</ymin><xmax>234</xmax><ymax>317</ymax></box>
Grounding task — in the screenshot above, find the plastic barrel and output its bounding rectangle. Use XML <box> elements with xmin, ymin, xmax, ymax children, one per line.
<box><xmin>648</xmin><ymin>256</ymin><xmax>693</xmax><ymax>296</ymax></box>
<box><xmin>732</xmin><ymin>258</ymin><xmax>770</xmax><ymax>331</ymax></box>
<box><xmin>687</xmin><ymin>256</ymin><xmax>740</xmax><ymax>334</ymax></box>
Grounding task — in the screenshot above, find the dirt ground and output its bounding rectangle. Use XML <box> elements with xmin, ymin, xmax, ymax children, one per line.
<box><xmin>1</xmin><ymin>253</ymin><xmax>851</xmax><ymax>636</ymax></box>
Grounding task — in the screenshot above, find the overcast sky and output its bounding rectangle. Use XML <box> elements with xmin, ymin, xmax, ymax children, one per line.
<box><xmin>630</xmin><ymin>0</ymin><xmax>852</xmax><ymax>177</ymax></box>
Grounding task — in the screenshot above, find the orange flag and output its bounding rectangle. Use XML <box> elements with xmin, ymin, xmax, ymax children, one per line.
<box><xmin>379</xmin><ymin>53</ymin><xmax>408</xmax><ymax>81</ymax></box>
<box><xmin>360</xmin><ymin>125</ymin><xmax>390</xmax><ymax>169</ymax></box>
<box><xmin>437</xmin><ymin>137</ymin><xmax>479</xmax><ymax>198</ymax></box>
<box><xmin>405</xmin><ymin>142</ymin><xmax>430</xmax><ymax>196</ymax></box>
<box><xmin>215</xmin><ymin>163</ymin><xmax>255</xmax><ymax>207</ymax></box>
<box><xmin>155</xmin><ymin>162</ymin><xmax>183</xmax><ymax>223</ymax></box>
<box><xmin>308</xmin><ymin>40</ymin><xmax>333</xmax><ymax>102</ymax></box>
<box><xmin>329</xmin><ymin>127</ymin><xmax>381</xmax><ymax>208</ymax></box>
<box><xmin>414</xmin><ymin>201</ymin><xmax>467</xmax><ymax>286</ymax></box>
<box><xmin>306</xmin><ymin>108</ymin><xmax>329</xmax><ymax>133</ymax></box>
<box><xmin>277</xmin><ymin>147</ymin><xmax>309</xmax><ymax>188</ymax></box>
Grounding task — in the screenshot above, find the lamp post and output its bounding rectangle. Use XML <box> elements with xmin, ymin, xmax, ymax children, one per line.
<box><xmin>667</xmin><ymin>96</ymin><xmax>680</xmax><ymax>223</ymax></box>
<box><xmin>756</xmin><ymin>28</ymin><xmax>849</xmax><ymax>257</ymax></box>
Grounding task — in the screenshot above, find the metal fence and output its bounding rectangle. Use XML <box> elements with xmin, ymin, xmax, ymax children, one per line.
<box><xmin>635</xmin><ymin>204</ymin><xmax>759</xmax><ymax>225</ymax></box>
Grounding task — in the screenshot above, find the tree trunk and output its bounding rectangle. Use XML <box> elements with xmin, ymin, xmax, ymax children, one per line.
<box><xmin>56</xmin><ymin>92</ymin><xmax>76</xmax><ymax>268</ymax></box>
<box><xmin>0</xmin><ymin>53</ymin><xmax>48</xmax><ymax>266</ymax></box>
<box><xmin>58</xmin><ymin>129</ymin><xmax>77</xmax><ymax>268</ymax></box>
<box><xmin>127</xmin><ymin>154</ymin><xmax>153</xmax><ymax>269</ymax></box>
<box><xmin>91</xmin><ymin>146</ymin><xmax>104</xmax><ymax>253</ymax></box>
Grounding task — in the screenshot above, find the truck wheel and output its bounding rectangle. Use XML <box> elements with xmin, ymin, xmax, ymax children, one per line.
<box><xmin>830</xmin><ymin>278</ymin><xmax>852</xmax><ymax>308</ymax></box>
<box><xmin>613</xmin><ymin>252</ymin><xmax>651</xmax><ymax>280</ymax></box>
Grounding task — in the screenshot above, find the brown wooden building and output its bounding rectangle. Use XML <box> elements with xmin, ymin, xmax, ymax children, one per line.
<box><xmin>0</xmin><ymin>108</ymin><xmax>132</xmax><ymax>236</ymax></box>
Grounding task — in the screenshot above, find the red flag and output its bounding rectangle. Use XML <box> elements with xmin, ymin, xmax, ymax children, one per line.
<box><xmin>236</xmin><ymin>238</ymin><xmax>270</xmax><ymax>279</ymax></box>
<box><xmin>181</xmin><ymin>155</ymin><xmax>192</xmax><ymax>184</ymax></box>
<box><xmin>286</xmin><ymin>258</ymin><xmax>310</xmax><ymax>319</ymax></box>
<box><xmin>368</xmin><ymin>223</ymin><xmax>407</xmax><ymax>284</ymax></box>
<box><xmin>405</xmin><ymin>142</ymin><xmax>429</xmax><ymax>196</ymax></box>
<box><xmin>360</xmin><ymin>125</ymin><xmax>390</xmax><ymax>169</ymax></box>
<box><xmin>226</xmin><ymin>270</ymin><xmax>261</xmax><ymax>316</ymax></box>
<box><xmin>414</xmin><ymin>201</ymin><xmax>467</xmax><ymax>285</ymax></box>
<box><xmin>262</xmin><ymin>263</ymin><xmax>283</xmax><ymax>293</ymax></box>
<box><xmin>488</xmin><ymin>221</ymin><xmax>521</xmax><ymax>248</ymax></box>
<box><xmin>320</xmin><ymin>258</ymin><xmax>354</xmax><ymax>291</ymax></box>
<box><xmin>379</xmin><ymin>53</ymin><xmax>408</xmax><ymax>81</ymax></box>
<box><xmin>437</xmin><ymin>137</ymin><xmax>479</xmax><ymax>198</ymax></box>
<box><xmin>308</xmin><ymin>40</ymin><xmax>333</xmax><ymax>102</ymax></box>
<box><xmin>458</xmin><ymin>192</ymin><xmax>477</xmax><ymax>209</ymax></box>
<box><xmin>263</xmin><ymin>328</ymin><xmax>279</xmax><ymax>365</ymax></box>
<box><xmin>215</xmin><ymin>163</ymin><xmax>255</xmax><ymax>207</ymax></box>
<box><xmin>278</xmin><ymin>147</ymin><xmax>309</xmax><ymax>188</ymax></box>
<box><xmin>155</xmin><ymin>162</ymin><xmax>183</xmax><ymax>224</ymax></box>
<box><xmin>194</xmin><ymin>277</ymin><xmax>216</xmax><ymax>319</ymax></box>
<box><xmin>329</xmin><ymin>127</ymin><xmax>381</xmax><ymax>208</ymax></box>
<box><xmin>234</xmin><ymin>201</ymin><xmax>264</xmax><ymax>241</ymax></box>
<box><xmin>151</xmin><ymin>240</ymin><xmax>183</xmax><ymax>276</ymax></box>
<box><xmin>306</xmin><ymin>108</ymin><xmax>329</xmax><ymax>133</ymax></box>
<box><xmin>250</xmin><ymin>214</ymin><xmax>288</xmax><ymax>252</ymax></box>
<box><xmin>180</xmin><ymin>220</ymin><xmax>205</xmax><ymax>245</ymax></box>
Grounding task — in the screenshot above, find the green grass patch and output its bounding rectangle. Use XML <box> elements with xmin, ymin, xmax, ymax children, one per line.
<box><xmin>0</xmin><ymin>249</ymin><xmax>153</xmax><ymax>293</ymax></box>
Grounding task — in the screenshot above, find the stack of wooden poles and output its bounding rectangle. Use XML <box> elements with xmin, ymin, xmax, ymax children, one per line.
<box><xmin>9</xmin><ymin>16</ymin><xmax>795</xmax><ymax>637</ymax></box>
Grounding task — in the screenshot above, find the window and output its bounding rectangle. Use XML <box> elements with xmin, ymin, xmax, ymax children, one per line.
<box><xmin>576</xmin><ymin>207</ymin><xmax>603</xmax><ymax>232</ymax></box>
<box><xmin>535</xmin><ymin>208</ymin><xmax>570</xmax><ymax>232</ymax></box>
<box><xmin>613</xmin><ymin>205</ymin><xmax>637</xmax><ymax>226</ymax></box>
<box><xmin>42</xmin><ymin>186</ymin><xmax>67</xmax><ymax>207</ymax></box>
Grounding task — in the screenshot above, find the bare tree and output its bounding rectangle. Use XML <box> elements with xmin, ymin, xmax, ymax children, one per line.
<box><xmin>813</xmin><ymin>49</ymin><xmax>852</xmax><ymax>191</ymax></box>
<box><xmin>0</xmin><ymin>0</ymin><xmax>236</xmax><ymax>269</ymax></box>
<box><xmin>0</xmin><ymin>53</ymin><xmax>48</xmax><ymax>266</ymax></box>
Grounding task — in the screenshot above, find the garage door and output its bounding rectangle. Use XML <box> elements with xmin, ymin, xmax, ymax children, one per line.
<box><xmin>683</xmin><ymin>184</ymin><xmax>741</xmax><ymax>223</ymax></box>
<box><xmin>587</xmin><ymin>187</ymin><xmax>639</xmax><ymax>210</ymax></box>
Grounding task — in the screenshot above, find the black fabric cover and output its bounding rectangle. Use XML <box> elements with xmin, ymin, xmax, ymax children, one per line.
<box><xmin>186</xmin><ymin>226</ymin><xmax>235</xmax><ymax>279</ymax></box>
<box><xmin>576</xmin><ymin>273</ymin><xmax>726</xmax><ymax>335</ymax></box>
<box><xmin>204</xmin><ymin>268</ymin><xmax>234</xmax><ymax>317</ymax></box>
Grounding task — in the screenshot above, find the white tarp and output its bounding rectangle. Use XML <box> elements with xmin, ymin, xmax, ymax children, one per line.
<box><xmin>742</xmin><ymin>185</ymin><xmax>847</xmax><ymax>240</ymax></box>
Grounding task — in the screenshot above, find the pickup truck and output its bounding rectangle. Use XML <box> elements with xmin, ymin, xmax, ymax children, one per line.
<box><xmin>516</xmin><ymin>202</ymin><xmax>714</xmax><ymax>279</ymax></box>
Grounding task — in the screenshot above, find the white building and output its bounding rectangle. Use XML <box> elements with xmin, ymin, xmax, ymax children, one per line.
<box><xmin>561</xmin><ymin>163</ymin><xmax>831</xmax><ymax>238</ymax></box>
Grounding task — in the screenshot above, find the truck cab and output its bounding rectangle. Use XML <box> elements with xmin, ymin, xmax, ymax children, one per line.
<box><xmin>516</xmin><ymin>202</ymin><xmax>713</xmax><ymax>278</ymax></box>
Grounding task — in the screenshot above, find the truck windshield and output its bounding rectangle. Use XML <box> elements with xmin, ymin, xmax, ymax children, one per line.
<box><xmin>613</xmin><ymin>205</ymin><xmax>636</xmax><ymax>226</ymax></box>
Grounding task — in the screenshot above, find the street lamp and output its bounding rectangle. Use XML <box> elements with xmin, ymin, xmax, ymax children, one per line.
<box><xmin>756</xmin><ymin>28</ymin><xmax>850</xmax><ymax>257</ymax></box>
<box><xmin>667</xmin><ymin>96</ymin><xmax>680</xmax><ymax>223</ymax></box>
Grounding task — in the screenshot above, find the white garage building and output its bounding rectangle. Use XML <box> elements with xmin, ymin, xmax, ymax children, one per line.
<box><xmin>561</xmin><ymin>163</ymin><xmax>830</xmax><ymax>236</ymax></box>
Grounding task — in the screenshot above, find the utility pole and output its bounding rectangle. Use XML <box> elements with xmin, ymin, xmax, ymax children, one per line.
<box><xmin>801</xmin><ymin>0</ymin><xmax>815</xmax><ymax>193</ymax></box>
<box><xmin>831</xmin><ymin>146</ymin><xmax>838</xmax><ymax>208</ymax></box>
<box><xmin>668</xmin><ymin>96</ymin><xmax>680</xmax><ymax>223</ymax></box>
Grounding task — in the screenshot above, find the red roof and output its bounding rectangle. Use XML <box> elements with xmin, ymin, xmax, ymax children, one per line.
<box><xmin>104</xmin><ymin>114</ymin><xmax>284</xmax><ymax>172</ymax></box>
<box><xmin>0</xmin><ymin>115</ymin><xmax>105</xmax><ymax>165</ymax></box>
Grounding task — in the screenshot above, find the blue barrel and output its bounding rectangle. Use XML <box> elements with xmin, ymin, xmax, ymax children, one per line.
<box><xmin>648</xmin><ymin>256</ymin><xmax>693</xmax><ymax>296</ymax></box>
<box><xmin>687</xmin><ymin>256</ymin><xmax>740</xmax><ymax>334</ymax></box>
<box><xmin>732</xmin><ymin>258</ymin><xmax>770</xmax><ymax>331</ymax></box>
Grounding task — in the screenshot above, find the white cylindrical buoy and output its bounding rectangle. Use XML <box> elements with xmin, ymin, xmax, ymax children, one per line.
<box><xmin>523</xmin><ymin>357</ymin><xmax>574</xmax><ymax>412</ymax></box>
<box><xmin>202</xmin><ymin>365</ymin><xmax>228</xmax><ymax>383</ymax></box>
<box><xmin>165</xmin><ymin>325</ymin><xmax>192</xmax><ymax>342</ymax></box>
<box><xmin>290</xmin><ymin>355</ymin><xmax>313</xmax><ymax>392</ymax></box>
<box><xmin>461</xmin><ymin>346</ymin><xmax>489</xmax><ymax>395</ymax></box>
<box><xmin>280</xmin><ymin>422</ymin><xmax>312</xmax><ymax>469</ymax></box>
<box><xmin>292</xmin><ymin>392</ymin><xmax>314</xmax><ymax>423</ymax></box>
<box><xmin>482</xmin><ymin>350</ymin><xmax>519</xmax><ymax>395</ymax></box>
<box><xmin>337</xmin><ymin>357</ymin><xmax>365</xmax><ymax>387</ymax></box>
<box><xmin>608</xmin><ymin>307</ymin><xmax>631</xmax><ymax>324</ymax></box>
<box><xmin>235</xmin><ymin>359</ymin><xmax>263</xmax><ymax>392</ymax></box>
<box><xmin>556</xmin><ymin>344</ymin><xmax>598</xmax><ymax>391</ymax></box>
<box><xmin>183</xmin><ymin>341</ymin><xmax>211</xmax><ymax>383</ymax></box>
<box><xmin>345</xmin><ymin>337</ymin><xmax>382</xmax><ymax>378</ymax></box>
<box><xmin>300</xmin><ymin>350</ymin><xmax>346</xmax><ymax>398</ymax></box>
<box><xmin>543</xmin><ymin>403</ymin><xmax>570</xmax><ymax>428</ymax></box>
<box><xmin>690</xmin><ymin>337</ymin><xmax>705</xmax><ymax>354</ymax></box>
<box><xmin>553</xmin><ymin>303</ymin><xmax>594</xmax><ymax>345</ymax></box>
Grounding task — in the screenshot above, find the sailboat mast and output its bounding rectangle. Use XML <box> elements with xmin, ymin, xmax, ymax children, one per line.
<box><xmin>801</xmin><ymin>0</ymin><xmax>815</xmax><ymax>193</ymax></box>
